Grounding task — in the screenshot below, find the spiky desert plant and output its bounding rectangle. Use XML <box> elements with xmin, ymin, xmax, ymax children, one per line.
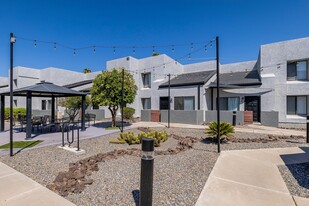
<box><xmin>205</xmin><ymin>121</ymin><xmax>235</xmax><ymax>142</ymax></box>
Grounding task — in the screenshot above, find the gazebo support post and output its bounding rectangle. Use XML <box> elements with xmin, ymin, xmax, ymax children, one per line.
<box><xmin>25</xmin><ymin>91</ymin><xmax>32</xmax><ymax>140</ymax></box>
<box><xmin>0</xmin><ymin>95</ymin><xmax>4</xmax><ymax>132</ymax></box>
<box><xmin>81</xmin><ymin>95</ymin><xmax>86</xmax><ymax>131</ymax></box>
<box><xmin>51</xmin><ymin>96</ymin><xmax>55</xmax><ymax>123</ymax></box>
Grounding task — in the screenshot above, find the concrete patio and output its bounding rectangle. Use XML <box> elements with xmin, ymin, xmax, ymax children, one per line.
<box><xmin>195</xmin><ymin>147</ymin><xmax>309</xmax><ymax>206</ymax></box>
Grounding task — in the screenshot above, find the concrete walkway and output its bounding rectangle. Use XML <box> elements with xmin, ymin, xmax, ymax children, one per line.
<box><xmin>195</xmin><ymin>147</ymin><xmax>309</xmax><ymax>206</ymax></box>
<box><xmin>0</xmin><ymin>162</ymin><xmax>75</xmax><ymax>206</ymax></box>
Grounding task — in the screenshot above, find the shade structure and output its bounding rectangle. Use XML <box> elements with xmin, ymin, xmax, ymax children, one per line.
<box><xmin>222</xmin><ymin>88</ymin><xmax>273</xmax><ymax>95</ymax></box>
<box><xmin>0</xmin><ymin>81</ymin><xmax>87</xmax><ymax>139</ymax></box>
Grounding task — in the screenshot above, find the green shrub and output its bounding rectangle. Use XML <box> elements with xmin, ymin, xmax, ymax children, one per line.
<box><xmin>117</xmin><ymin>129</ymin><xmax>168</xmax><ymax>147</ymax></box>
<box><xmin>4</xmin><ymin>108</ymin><xmax>26</xmax><ymax>120</ymax></box>
<box><xmin>122</xmin><ymin>107</ymin><xmax>135</xmax><ymax>120</ymax></box>
<box><xmin>205</xmin><ymin>121</ymin><xmax>235</xmax><ymax>142</ymax></box>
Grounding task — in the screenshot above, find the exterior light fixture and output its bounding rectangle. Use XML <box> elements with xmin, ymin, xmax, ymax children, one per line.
<box><xmin>10</xmin><ymin>36</ymin><xmax>16</xmax><ymax>43</ymax></box>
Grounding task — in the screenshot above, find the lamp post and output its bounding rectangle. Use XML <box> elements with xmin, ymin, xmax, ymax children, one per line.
<box><xmin>216</xmin><ymin>36</ymin><xmax>221</xmax><ymax>153</ymax></box>
<box><xmin>167</xmin><ymin>74</ymin><xmax>171</xmax><ymax>128</ymax></box>
<box><xmin>121</xmin><ymin>68</ymin><xmax>124</xmax><ymax>133</ymax></box>
<box><xmin>139</xmin><ymin>138</ymin><xmax>154</xmax><ymax>206</ymax></box>
<box><xmin>10</xmin><ymin>33</ymin><xmax>16</xmax><ymax>157</ymax></box>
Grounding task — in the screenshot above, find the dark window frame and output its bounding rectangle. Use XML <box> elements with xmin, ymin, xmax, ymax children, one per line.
<box><xmin>287</xmin><ymin>95</ymin><xmax>307</xmax><ymax>115</ymax></box>
<box><xmin>142</xmin><ymin>72</ymin><xmax>151</xmax><ymax>88</ymax></box>
<box><xmin>160</xmin><ymin>96</ymin><xmax>169</xmax><ymax>110</ymax></box>
<box><xmin>174</xmin><ymin>96</ymin><xmax>195</xmax><ymax>111</ymax></box>
<box><xmin>218</xmin><ymin>97</ymin><xmax>240</xmax><ymax>111</ymax></box>
<box><xmin>42</xmin><ymin>100</ymin><xmax>47</xmax><ymax>110</ymax></box>
<box><xmin>141</xmin><ymin>98</ymin><xmax>151</xmax><ymax>110</ymax></box>
<box><xmin>287</xmin><ymin>60</ymin><xmax>308</xmax><ymax>81</ymax></box>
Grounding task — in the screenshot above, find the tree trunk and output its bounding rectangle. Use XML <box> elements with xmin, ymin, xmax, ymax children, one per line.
<box><xmin>108</xmin><ymin>106</ymin><xmax>118</xmax><ymax>127</ymax></box>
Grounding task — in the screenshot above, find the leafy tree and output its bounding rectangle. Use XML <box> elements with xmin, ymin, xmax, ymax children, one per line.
<box><xmin>59</xmin><ymin>96</ymin><xmax>91</xmax><ymax>121</ymax></box>
<box><xmin>152</xmin><ymin>52</ymin><xmax>160</xmax><ymax>56</ymax></box>
<box><xmin>83</xmin><ymin>68</ymin><xmax>92</xmax><ymax>74</ymax></box>
<box><xmin>91</xmin><ymin>68</ymin><xmax>137</xmax><ymax>127</ymax></box>
<box><xmin>205</xmin><ymin>121</ymin><xmax>235</xmax><ymax>142</ymax></box>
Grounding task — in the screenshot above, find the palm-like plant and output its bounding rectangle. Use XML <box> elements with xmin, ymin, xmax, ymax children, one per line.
<box><xmin>205</xmin><ymin>121</ymin><xmax>235</xmax><ymax>142</ymax></box>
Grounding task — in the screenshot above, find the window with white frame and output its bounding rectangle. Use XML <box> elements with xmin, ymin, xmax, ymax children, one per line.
<box><xmin>142</xmin><ymin>73</ymin><xmax>151</xmax><ymax>88</ymax></box>
<box><xmin>287</xmin><ymin>61</ymin><xmax>307</xmax><ymax>81</ymax></box>
<box><xmin>287</xmin><ymin>96</ymin><xmax>307</xmax><ymax>115</ymax></box>
<box><xmin>219</xmin><ymin>97</ymin><xmax>240</xmax><ymax>111</ymax></box>
<box><xmin>141</xmin><ymin>98</ymin><xmax>151</xmax><ymax>110</ymax></box>
<box><xmin>174</xmin><ymin>96</ymin><xmax>195</xmax><ymax>110</ymax></box>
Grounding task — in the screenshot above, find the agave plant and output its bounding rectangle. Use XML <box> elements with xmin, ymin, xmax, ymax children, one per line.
<box><xmin>205</xmin><ymin>121</ymin><xmax>235</xmax><ymax>142</ymax></box>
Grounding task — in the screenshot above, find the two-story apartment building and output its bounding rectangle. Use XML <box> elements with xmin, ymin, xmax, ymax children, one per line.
<box><xmin>1</xmin><ymin>36</ymin><xmax>309</xmax><ymax>125</ymax></box>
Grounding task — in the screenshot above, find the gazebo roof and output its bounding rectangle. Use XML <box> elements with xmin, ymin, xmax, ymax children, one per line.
<box><xmin>0</xmin><ymin>81</ymin><xmax>87</xmax><ymax>97</ymax></box>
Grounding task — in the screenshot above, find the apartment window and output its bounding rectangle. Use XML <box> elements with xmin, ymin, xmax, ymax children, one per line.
<box><xmin>141</xmin><ymin>98</ymin><xmax>151</xmax><ymax>110</ymax></box>
<box><xmin>287</xmin><ymin>96</ymin><xmax>307</xmax><ymax>115</ymax></box>
<box><xmin>287</xmin><ymin>61</ymin><xmax>307</xmax><ymax>81</ymax></box>
<box><xmin>174</xmin><ymin>96</ymin><xmax>195</xmax><ymax>110</ymax></box>
<box><xmin>219</xmin><ymin>97</ymin><xmax>239</xmax><ymax>111</ymax></box>
<box><xmin>142</xmin><ymin>73</ymin><xmax>151</xmax><ymax>88</ymax></box>
<box><xmin>160</xmin><ymin>97</ymin><xmax>169</xmax><ymax>110</ymax></box>
<box><xmin>48</xmin><ymin>100</ymin><xmax>52</xmax><ymax>110</ymax></box>
<box><xmin>42</xmin><ymin>100</ymin><xmax>47</xmax><ymax>110</ymax></box>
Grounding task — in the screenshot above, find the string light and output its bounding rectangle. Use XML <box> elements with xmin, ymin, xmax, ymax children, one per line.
<box><xmin>191</xmin><ymin>43</ymin><xmax>193</xmax><ymax>51</ymax></box>
<box><xmin>205</xmin><ymin>45</ymin><xmax>207</xmax><ymax>52</ymax></box>
<box><xmin>93</xmin><ymin>46</ymin><xmax>96</xmax><ymax>53</ymax></box>
<box><xmin>34</xmin><ymin>40</ymin><xmax>37</xmax><ymax>47</ymax></box>
<box><xmin>133</xmin><ymin>46</ymin><xmax>135</xmax><ymax>54</ymax></box>
<box><xmin>152</xmin><ymin>46</ymin><xmax>155</xmax><ymax>54</ymax></box>
<box><xmin>54</xmin><ymin>42</ymin><xmax>56</xmax><ymax>50</ymax></box>
<box><xmin>73</xmin><ymin>48</ymin><xmax>76</xmax><ymax>55</ymax></box>
<box><xmin>172</xmin><ymin>45</ymin><xmax>175</xmax><ymax>52</ymax></box>
<box><xmin>113</xmin><ymin>46</ymin><xmax>116</xmax><ymax>54</ymax></box>
<box><xmin>210</xmin><ymin>41</ymin><xmax>212</xmax><ymax>48</ymax></box>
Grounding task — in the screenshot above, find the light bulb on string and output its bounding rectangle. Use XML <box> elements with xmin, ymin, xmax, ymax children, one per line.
<box><xmin>172</xmin><ymin>45</ymin><xmax>175</xmax><ymax>52</ymax></box>
<box><xmin>73</xmin><ymin>49</ymin><xmax>76</xmax><ymax>55</ymax></box>
<box><xmin>54</xmin><ymin>42</ymin><xmax>56</xmax><ymax>50</ymax></box>
<box><xmin>152</xmin><ymin>46</ymin><xmax>155</xmax><ymax>54</ymax></box>
<box><xmin>133</xmin><ymin>46</ymin><xmax>135</xmax><ymax>54</ymax></box>
<box><xmin>210</xmin><ymin>41</ymin><xmax>212</xmax><ymax>48</ymax></box>
<box><xmin>93</xmin><ymin>46</ymin><xmax>96</xmax><ymax>54</ymax></box>
<box><xmin>190</xmin><ymin>43</ymin><xmax>193</xmax><ymax>51</ymax></box>
<box><xmin>34</xmin><ymin>40</ymin><xmax>37</xmax><ymax>47</ymax></box>
<box><xmin>113</xmin><ymin>46</ymin><xmax>116</xmax><ymax>54</ymax></box>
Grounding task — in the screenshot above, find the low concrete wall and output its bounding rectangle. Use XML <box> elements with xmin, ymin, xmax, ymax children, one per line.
<box><xmin>261</xmin><ymin>111</ymin><xmax>279</xmax><ymax>127</ymax></box>
<box><xmin>32</xmin><ymin>110</ymin><xmax>54</xmax><ymax>117</ymax></box>
<box><xmin>205</xmin><ymin>111</ymin><xmax>244</xmax><ymax>125</ymax></box>
<box><xmin>63</xmin><ymin>109</ymin><xmax>105</xmax><ymax>121</ymax></box>
<box><xmin>160</xmin><ymin>110</ymin><xmax>204</xmax><ymax>125</ymax></box>
<box><xmin>86</xmin><ymin>110</ymin><xmax>105</xmax><ymax>121</ymax></box>
<box><xmin>141</xmin><ymin>110</ymin><xmax>151</xmax><ymax>121</ymax></box>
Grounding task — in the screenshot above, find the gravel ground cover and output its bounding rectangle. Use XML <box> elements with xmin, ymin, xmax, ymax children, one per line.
<box><xmin>278</xmin><ymin>162</ymin><xmax>309</xmax><ymax>198</ymax></box>
<box><xmin>0</xmin><ymin>127</ymin><xmax>308</xmax><ymax>206</ymax></box>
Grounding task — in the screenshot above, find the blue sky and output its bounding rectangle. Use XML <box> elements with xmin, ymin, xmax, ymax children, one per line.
<box><xmin>0</xmin><ymin>0</ymin><xmax>308</xmax><ymax>76</ymax></box>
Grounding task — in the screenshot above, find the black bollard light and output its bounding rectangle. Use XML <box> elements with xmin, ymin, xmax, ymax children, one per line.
<box><xmin>306</xmin><ymin>116</ymin><xmax>309</xmax><ymax>143</ymax></box>
<box><xmin>232</xmin><ymin>111</ymin><xmax>236</xmax><ymax>126</ymax></box>
<box><xmin>140</xmin><ymin>138</ymin><xmax>154</xmax><ymax>206</ymax></box>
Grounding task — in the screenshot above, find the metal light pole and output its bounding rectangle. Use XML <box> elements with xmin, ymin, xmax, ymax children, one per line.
<box><xmin>167</xmin><ymin>74</ymin><xmax>171</xmax><ymax>128</ymax></box>
<box><xmin>216</xmin><ymin>36</ymin><xmax>221</xmax><ymax>153</ymax></box>
<box><xmin>9</xmin><ymin>33</ymin><xmax>16</xmax><ymax>157</ymax></box>
<box><xmin>121</xmin><ymin>68</ymin><xmax>124</xmax><ymax>132</ymax></box>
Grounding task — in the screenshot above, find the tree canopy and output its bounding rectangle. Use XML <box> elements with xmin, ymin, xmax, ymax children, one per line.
<box><xmin>83</xmin><ymin>68</ymin><xmax>92</xmax><ymax>74</ymax></box>
<box><xmin>59</xmin><ymin>96</ymin><xmax>91</xmax><ymax>121</ymax></box>
<box><xmin>91</xmin><ymin>68</ymin><xmax>137</xmax><ymax>126</ymax></box>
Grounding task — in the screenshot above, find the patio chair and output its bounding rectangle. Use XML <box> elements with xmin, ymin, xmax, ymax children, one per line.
<box><xmin>32</xmin><ymin>116</ymin><xmax>42</xmax><ymax>132</ymax></box>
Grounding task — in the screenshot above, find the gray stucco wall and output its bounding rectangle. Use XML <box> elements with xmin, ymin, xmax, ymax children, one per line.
<box><xmin>160</xmin><ymin>110</ymin><xmax>204</xmax><ymax>125</ymax></box>
<box><xmin>205</xmin><ymin>110</ymin><xmax>244</xmax><ymax>125</ymax></box>
<box><xmin>141</xmin><ymin>110</ymin><xmax>151</xmax><ymax>121</ymax></box>
<box><xmin>260</xmin><ymin>111</ymin><xmax>279</xmax><ymax>127</ymax></box>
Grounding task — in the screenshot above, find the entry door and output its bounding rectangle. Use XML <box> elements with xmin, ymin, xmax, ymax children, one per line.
<box><xmin>160</xmin><ymin>97</ymin><xmax>169</xmax><ymax>110</ymax></box>
<box><xmin>245</xmin><ymin>96</ymin><xmax>260</xmax><ymax>122</ymax></box>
